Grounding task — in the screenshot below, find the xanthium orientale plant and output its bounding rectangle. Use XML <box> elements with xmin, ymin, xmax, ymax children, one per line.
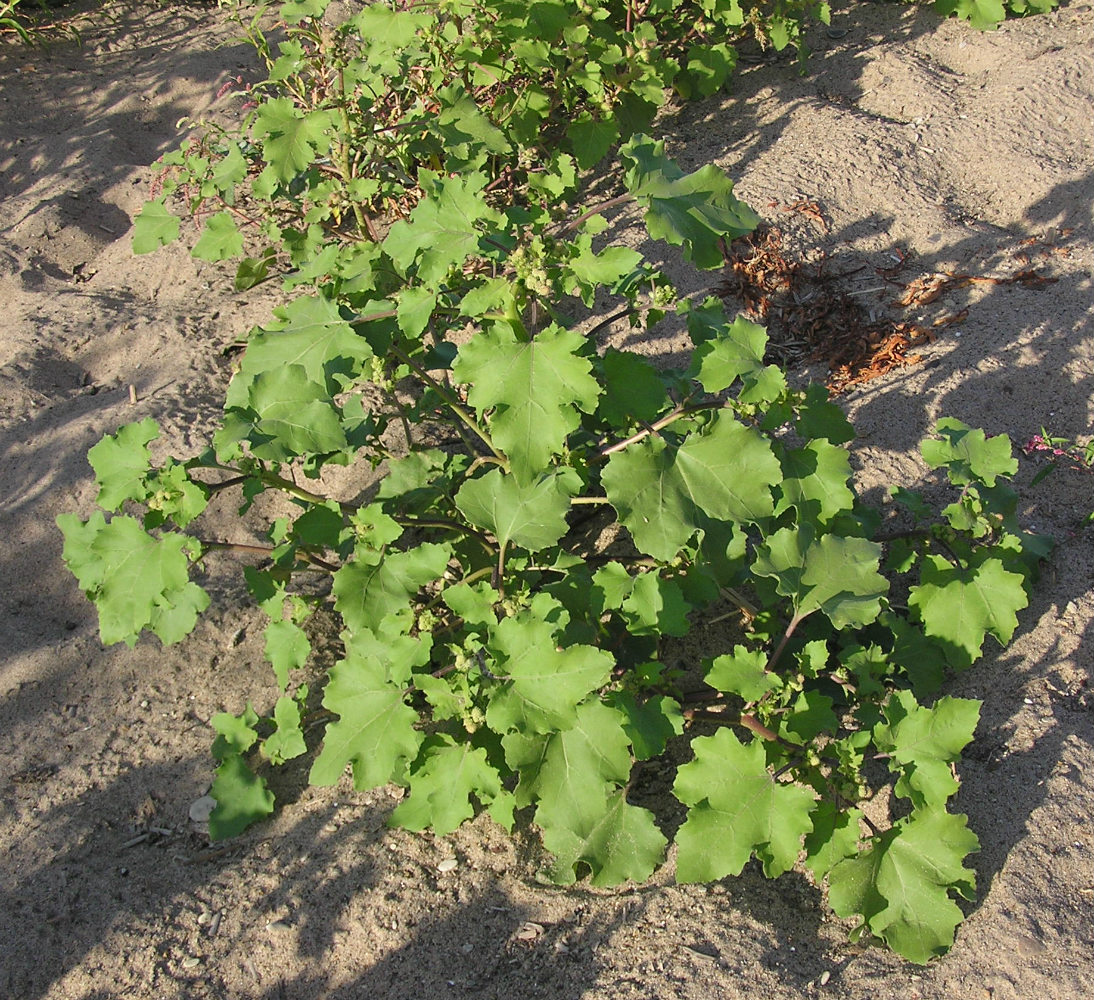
<box><xmin>60</xmin><ymin>0</ymin><xmax>1053</xmax><ymax>964</ymax></box>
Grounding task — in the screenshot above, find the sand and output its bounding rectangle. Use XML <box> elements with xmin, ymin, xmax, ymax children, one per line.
<box><xmin>1</xmin><ymin>2</ymin><xmax>1092</xmax><ymax>997</ymax></box>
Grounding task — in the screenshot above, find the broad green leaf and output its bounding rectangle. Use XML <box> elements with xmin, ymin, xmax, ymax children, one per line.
<box><xmin>240</xmin><ymin>364</ymin><xmax>348</xmax><ymax>460</ymax></box>
<box><xmin>209</xmin><ymin>755</ymin><xmax>275</xmax><ymax>840</ymax></box>
<box><xmin>391</xmin><ymin>735</ymin><xmax>504</xmax><ymax>835</ymax></box>
<box><xmin>454</xmin><ymin>323</ymin><xmax>601</xmax><ymax>483</ymax></box>
<box><xmin>754</xmin><ymin>525</ymin><xmax>888</xmax><ymax>629</ymax></box>
<box><xmin>795</xmin><ymin>383</ymin><xmax>855</xmax><ymax>444</ymax></box>
<box><xmin>505</xmin><ymin>701</ymin><xmax>633</xmax><ymax>813</ymax></box>
<box><xmin>87</xmin><ymin>418</ymin><xmax>159</xmax><ymax>511</ymax></box>
<box><xmin>706</xmin><ymin>645</ymin><xmax>781</xmax><ymax>702</ymax></box>
<box><xmin>933</xmin><ymin>0</ymin><xmax>1006</xmax><ymax>30</ymax></box>
<box><xmin>674</xmin><ymin>728</ymin><xmax>816</xmax><ymax>880</ymax></box>
<box><xmin>395</xmin><ymin>285</ymin><xmax>437</xmax><ymax>340</ymax></box>
<box><xmin>908</xmin><ymin>554</ymin><xmax>1027</xmax><ymax>669</ymax></box>
<box><xmin>568</xmin><ymin>242</ymin><xmax>642</xmax><ymax>287</ymax></box>
<box><xmin>885</xmin><ymin>612</ymin><xmax>948</xmax><ymax>695</ymax></box>
<box><xmin>621</xmin><ymin>135</ymin><xmax>760</xmax><ymax>268</ymax></box>
<box><xmin>921</xmin><ymin>417</ymin><xmax>1017</xmax><ymax>487</ymax></box>
<box><xmin>226</xmin><ymin>294</ymin><xmax>370</xmax><ymax>406</ymax></box>
<box><xmin>310</xmin><ymin>645</ymin><xmax>424</xmax><ymax>788</ymax></box>
<box><xmin>803</xmin><ymin>801</ymin><xmax>864</xmax><ymax>880</ymax></box>
<box><xmin>434</xmin><ymin>92</ymin><xmax>512</xmax><ymax>169</ymax></box>
<box><xmin>602</xmin><ymin>436</ymin><xmax>693</xmax><ymax>560</ymax></box>
<box><xmin>132</xmin><ymin>198</ymin><xmax>179</xmax><ymax>254</ymax></box>
<box><xmin>597</xmin><ymin>349</ymin><xmax>668</xmax><ymax>426</ymax></box>
<box><xmin>543</xmin><ymin>787</ymin><xmax>666</xmax><ymax>886</ymax></box>
<box><xmin>485</xmin><ymin>613</ymin><xmax>614</xmax><ymax>734</ymax></box>
<box><xmin>874</xmin><ymin>690</ymin><xmax>981</xmax><ymax>807</ymax></box>
<box><xmin>504</xmin><ymin>701</ymin><xmax>664</xmax><ymax>885</ymax></box>
<box><xmin>567</xmin><ymin>113</ymin><xmax>620</xmax><ymax>170</ymax></box>
<box><xmin>253</xmin><ymin>98</ymin><xmax>334</xmax><ymax>181</ymax></box>
<box><xmin>351</xmin><ymin>4</ymin><xmax>431</xmax><ymax>60</ymax></box>
<box><xmin>591</xmin><ymin>561</ymin><xmax>635</xmax><ymax>611</ymax></box>
<box><xmin>775</xmin><ymin>440</ymin><xmax>855</xmax><ymax>524</ymax></box>
<box><xmin>211</xmin><ymin>704</ymin><xmax>260</xmax><ymax>759</ymax></box>
<box><xmin>828</xmin><ymin>808</ymin><xmax>979</xmax><ymax>964</ymax></box>
<box><xmin>263</xmin><ymin>695</ymin><xmax>307</xmax><ymax>764</ymax></box>
<box><xmin>455</xmin><ymin>468</ymin><xmax>573</xmax><ymax>552</ymax></box>
<box><xmin>603</xmin><ymin>412</ymin><xmax>780</xmax><ymax>560</ymax></box>
<box><xmin>192</xmin><ymin>211</ymin><xmax>244</xmax><ymax>262</ymax></box>
<box><xmin>235</xmin><ymin>253</ymin><xmax>274</xmax><ymax>291</ymax></box>
<box><xmin>280</xmin><ymin>0</ymin><xmax>331</xmax><ymax>24</ymax></box>
<box><xmin>383</xmin><ymin>172</ymin><xmax>503</xmax><ymax>286</ymax></box>
<box><xmin>333</xmin><ymin>542</ymin><xmax>451</xmax><ymax>637</ymax></box>
<box><xmin>610</xmin><ymin>691</ymin><xmax>684</xmax><ymax>760</ymax></box>
<box><xmin>292</xmin><ymin>501</ymin><xmax>346</xmax><ymax>550</ymax></box>
<box><xmin>441</xmin><ymin>581</ymin><xmax>500</xmax><ymax>630</ymax></box>
<box><xmin>264</xmin><ymin>618</ymin><xmax>310</xmax><ymax>691</ymax></box>
<box><xmin>779</xmin><ymin>690</ymin><xmax>838</xmax><ymax>744</ymax></box>
<box><xmin>690</xmin><ymin>311</ymin><xmax>767</xmax><ymax>391</ymax></box>
<box><xmin>683</xmin><ymin>41</ymin><xmax>736</xmax><ymax>97</ymax></box>
<box><xmin>57</xmin><ymin>513</ymin><xmax>208</xmax><ymax>647</ymax></box>
<box><xmin>210</xmin><ymin>142</ymin><xmax>248</xmax><ymax>192</ymax></box>
<box><xmin>620</xmin><ymin>571</ymin><xmax>692</xmax><ymax>637</ymax></box>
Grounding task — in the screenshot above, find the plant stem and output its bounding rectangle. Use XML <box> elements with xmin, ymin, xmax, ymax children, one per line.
<box><xmin>766</xmin><ymin>612</ymin><xmax>804</xmax><ymax>675</ymax></box>
<box><xmin>597</xmin><ymin>401</ymin><xmax>717</xmax><ymax>458</ymax></box>
<box><xmin>559</xmin><ymin>193</ymin><xmax>637</xmax><ymax>235</ymax></box>
<box><xmin>391</xmin><ymin>345</ymin><xmax>506</xmax><ymax>462</ymax></box>
<box><xmin>396</xmin><ymin>515</ymin><xmax>497</xmax><ymax>554</ymax></box>
<box><xmin>198</xmin><ymin>540</ymin><xmax>338</xmax><ymax>573</ymax></box>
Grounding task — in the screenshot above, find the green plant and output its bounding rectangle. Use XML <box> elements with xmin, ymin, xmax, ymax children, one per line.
<box><xmin>61</xmin><ymin>0</ymin><xmax>1051</xmax><ymax>965</ymax></box>
<box><xmin>0</xmin><ymin>0</ymin><xmax>92</xmax><ymax>45</ymax></box>
<box><xmin>1023</xmin><ymin>429</ymin><xmax>1094</xmax><ymax>526</ymax></box>
<box><xmin>141</xmin><ymin>0</ymin><xmax>830</xmax><ymax>291</ymax></box>
<box><xmin>932</xmin><ymin>0</ymin><xmax>1057</xmax><ymax>31</ymax></box>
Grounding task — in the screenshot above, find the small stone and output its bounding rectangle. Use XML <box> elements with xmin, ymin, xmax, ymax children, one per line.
<box><xmin>515</xmin><ymin>921</ymin><xmax>544</xmax><ymax>941</ymax></box>
<box><xmin>189</xmin><ymin>795</ymin><xmax>217</xmax><ymax>824</ymax></box>
<box><xmin>1015</xmin><ymin>934</ymin><xmax>1046</xmax><ymax>957</ymax></box>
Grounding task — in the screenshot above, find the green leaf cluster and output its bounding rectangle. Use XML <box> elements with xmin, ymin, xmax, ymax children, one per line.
<box><xmin>61</xmin><ymin>0</ymin><xmax>1054</xmax><ymax>966</ymax></box>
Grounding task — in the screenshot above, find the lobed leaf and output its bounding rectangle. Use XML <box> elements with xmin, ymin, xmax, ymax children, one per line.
<box><xmin>908</xmin><ymin>554</ymin><xmax>1027</xmax><ymax>669</ymax></box>
<box><xmin>391</xmin><ymin>735</ymin><xmax>507</xmax><ymax>835</ymax></box>
<box><xmin>485</xmin><ymin>613</ymin><xmax>614</xmax><ymax>734</ymax></box>
<box><xmin>87</xmin><ymin>418</ymin><xmax>159</xmax><ymax>511</ymax></box>
<box><xmin>674</xmin><ymin>728</ymin><xmax>816</xmax><ymax>880</ymax></box>
<box><xmin>455</xmin><ymin>467</ymin><xmax>574</xmax><ymax>552</ymax></box>
<box><xmin>603</xmin><ymin>412</ymin><xmax>781</xmax><ymax>561</ymax></box>
<box><xmin>57</xmin><ymin>513</ymin><xmax>208</xmax><ymax>647</ymax></box>
<box><xmin>621</xmin><ymin>135</ymin><xmax>760</xmax><ymax>268</ymax></box>
<box><xmin>131</xmin><ymin>198</ymin><xmax>179</xmax><ymax>254</ymax></box>
<box><xmin>828</xmin><ymin>808</ymin><xmax>979</xmax><ymax>964</ymax></box>
<box><xmin>874</xmin><ymin>691</ymin><xmax>981</xmax><ymax>808</ymax></box>
<box><xmin>454</xmin><ymin>323</ymin><xmax>601</xmax><ymax>483</ymax></box>
<box><xmin>209</xmin><ymin>756</ymin><xmax>275</xmax><ymax>840</ymax></box>
<box><xmin>310</xmin><ymin>640</ymin><xmax>427</xmax><ymax>788</ymax></box>
<box><xmin>753</xmin><ymin>525</ymin><xmax>888</xmax><ymax>629</ymax></box>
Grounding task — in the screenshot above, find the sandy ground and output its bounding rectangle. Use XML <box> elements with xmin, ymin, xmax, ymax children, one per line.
<box><xmin>1</xmin><ymin>1</ymin><xmax>1092</xmax><ymax>997</ymax></box>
